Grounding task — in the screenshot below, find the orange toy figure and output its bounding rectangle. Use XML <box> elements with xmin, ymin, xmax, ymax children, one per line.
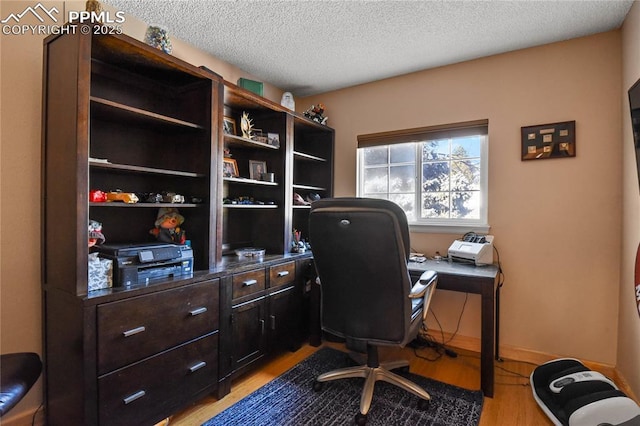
<box><xmin>150</xmin><ymin>207</ymin><xmax>186</xmax><ymax>244</ymax></box>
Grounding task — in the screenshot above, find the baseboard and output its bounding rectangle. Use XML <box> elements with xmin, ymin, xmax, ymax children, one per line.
<box><xmin>434</xmin><ymin>331</ymin><xmax>638</xmax><ymax>402</ymax></box>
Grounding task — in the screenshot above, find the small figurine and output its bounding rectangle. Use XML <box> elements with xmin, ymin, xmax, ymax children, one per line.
<box><xmin>303</xmin><ymin>103</ymin><xmax>328</xmax><ymax>125</ymax></box>
<box><xmin>281</xmin><ymin>92</ymin><xmax>295</xmax><ymax>110</ymax></box>
<box><xmin>240</xmin><ymin>111</ymin><xmax>254</xmax><ymax>139</ymax></box>
<box><xmin>144</xmin><ymin>25</ymin><xmax>172</xmax><ymax>54</ymax></box>
<box><xmin>150</xmin><ymin>207</ymin><xmax>186</xmax><ymax>244</ymax></box>
<box><xmin>88</xmin><ymin>220</ymin><xmax>105</xmax><ymax>247</ymax></box>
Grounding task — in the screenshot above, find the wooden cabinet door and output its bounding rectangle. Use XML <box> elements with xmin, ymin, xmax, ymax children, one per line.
<box><xmin>268</xmin><ymin>285</ymin><xmax>302</xmax><ymax>353</ymax></box>
<box><xmin>231</xmin><ymin>296</ymin><xmax>267</xmax><ymax>372</ymax></box>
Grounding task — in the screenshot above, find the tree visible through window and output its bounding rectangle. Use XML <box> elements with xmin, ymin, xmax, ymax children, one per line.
<box><xmin>358</xmin><ymin>121</ymin><xmax>488</xmax><ymax>229</ymax></box>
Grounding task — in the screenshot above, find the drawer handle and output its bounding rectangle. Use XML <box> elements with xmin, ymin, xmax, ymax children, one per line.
<box><xmin>243</xmin><ymin>279</ymin><xmax>258</xmax><ymax>287</ymax></box>
<box><xmin>277</xmin><ymin>271</ymin><xmax>289</xmax><ymax>278</ymax></box>
<box><xmin>189</xmin><ymin>307</ymin><xmax>207</xmax><ymax>316</ymax></box>
<box><xmin>188</xmin><ymin>361</ymin><xmax>207</xmax><ymax>373</ymax></box>
<box><xmin>123</xmin><ymin>390</ymin><xmax>145</xmax><ymax>405</ymax></box>
<box><xmin>122</xmin><ymin>326</ymin><xmax>145</xmax><ymax>337</ymax></box>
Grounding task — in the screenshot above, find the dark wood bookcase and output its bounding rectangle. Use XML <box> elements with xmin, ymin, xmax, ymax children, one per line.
<box><xmin>220</xmin><ymin>81</ymin><xmax>334</xmax><ymax>257</ymax></box>
<box><xmin>42</xmin><ymin>29</ymin><xmax>333</xmax><ymax>425</ymax></box>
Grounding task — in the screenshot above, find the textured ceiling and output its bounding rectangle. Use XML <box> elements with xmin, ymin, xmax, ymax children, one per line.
<box><xmin>103</xmin><ymin>0</ymin><xmax>634</xmax><ymax>97</ymax></box>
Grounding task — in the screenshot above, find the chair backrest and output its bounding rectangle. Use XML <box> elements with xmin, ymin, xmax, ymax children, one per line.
<box><xmin>309</xmin><ymin>198</ymin><xmax>413</xmax><ymax>348</ymax></box>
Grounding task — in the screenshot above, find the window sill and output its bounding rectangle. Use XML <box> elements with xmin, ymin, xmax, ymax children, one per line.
<box><xmin>408</xmin><ymin>223</ymin><xmax>491</xmax><ymax>235</ymax></box>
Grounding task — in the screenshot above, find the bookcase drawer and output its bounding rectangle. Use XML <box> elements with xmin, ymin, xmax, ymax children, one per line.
<box><xmin>269</xmin><ymin>261</ymin><xmax>295</xmax><ymax>288</ymax></box>
<box><xmin>97</xmin><ymin>279</ymin><xmax>219</xmax><ymax>374</ymax></box>
<box><xmin>232</xmin><ymin>269</ymin><xmax>266</xmax><ymax>300</ymax></box>
<box><xmin>98</xmin><ymin>332</ymin><xmax>218</xmax><ymax>426</ymax></box>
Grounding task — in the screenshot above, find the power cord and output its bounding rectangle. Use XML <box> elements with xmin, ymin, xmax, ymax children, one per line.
<box><xmin>412</xmin><ymin>292</ymin><xmax>469</xmax><ymax>361</ymax></box>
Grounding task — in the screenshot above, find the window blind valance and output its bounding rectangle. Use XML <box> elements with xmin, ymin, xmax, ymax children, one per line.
<box><xmin>357</xmin><ymin>119</ymin><xmax>488</xmax><ymax>148</ymax></box>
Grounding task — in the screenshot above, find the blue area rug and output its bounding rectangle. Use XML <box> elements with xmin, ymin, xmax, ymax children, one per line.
<box><xmin>203</xmin><ymin>347</ymin><xmax>484</xmax><ymax>425</ymax></box>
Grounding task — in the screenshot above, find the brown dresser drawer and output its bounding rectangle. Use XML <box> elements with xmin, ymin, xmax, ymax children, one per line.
<box><xmin>97</xmin><ymin>279</ymin><xmax>219</xmax><ymax>375</ymax></box>
<box><xmin>98</xmin><ymin>332</ymin><xmax>218</xmax><ymax>426</ymax></box>
<box><xmin>269</xmin><ymin>261</ymin><xmax>295</xmax><ymax>288</ymax></box>
<box><xmin>232</xmin><ymin>269</ymin><xmax>266</xmax><ymax>300</ymax></box>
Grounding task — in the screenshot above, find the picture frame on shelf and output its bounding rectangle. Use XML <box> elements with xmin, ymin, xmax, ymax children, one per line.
<box><xmin>223</xmin><ymin>158</ymin><xmax>239</xmax><ymax>177</ymax></box>
<box><xmin>268</xmin><ymin>132</ymin><xmax>280</xmax><ymax>148</ymax></box>
<box><xmin>223</xmin><ymin>116</ymin><xmax>236</xmax><ymax>135</ymax></box>
<box><xmin>249</xmin><ymin>160</ymin><xmax>267</xmax><ymax>180</ymax></box>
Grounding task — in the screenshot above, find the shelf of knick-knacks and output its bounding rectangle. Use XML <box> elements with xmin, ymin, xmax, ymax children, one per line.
<box><xmin>224</xmin><ymin>134</ymin><xmax>278</xmax><ymax>150</ymax></box>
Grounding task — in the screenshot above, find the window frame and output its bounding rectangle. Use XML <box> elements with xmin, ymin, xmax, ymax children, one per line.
<box><xmin>356</xmin><ymin>120</ymin><xmax>490</xmax><ymax>233</ymax></box>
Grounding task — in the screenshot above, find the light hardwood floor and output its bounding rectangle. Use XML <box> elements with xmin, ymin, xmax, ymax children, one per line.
<box><xmin>165</xmin><ymin>342</ymin><xmax>556</xmax><ymax>425</ymax></box>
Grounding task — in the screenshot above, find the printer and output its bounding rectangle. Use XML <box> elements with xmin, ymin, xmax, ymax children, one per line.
<box><xmin>95</xmin><ymin>242</ymin><xmax>193</xmax><ymax>287</ymax></box>
<box><xmin>447</xmin><ymin>235</ymin><xmax>494</xmax><ymax>266</ymax></box>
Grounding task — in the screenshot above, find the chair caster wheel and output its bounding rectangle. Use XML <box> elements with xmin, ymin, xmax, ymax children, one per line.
<box><xmin>355</xmin><ymin>412</ymin><xmax>367</xmax><ymax>425</ymax></box>
<box><xmin>312</xmin><ymin>380</ymin><xmax>324</xmax><ymax>392</ymax></box>
<box><xmin>417</xmin><ymin>398</ymin><xmax>430</xmax><ymax>411</ymax></box>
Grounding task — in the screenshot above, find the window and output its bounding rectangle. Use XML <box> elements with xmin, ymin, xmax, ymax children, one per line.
<box><xmin>357</xmin><ymin>120</ymin><xmax>489</xmax><ymax>232</ymax></box>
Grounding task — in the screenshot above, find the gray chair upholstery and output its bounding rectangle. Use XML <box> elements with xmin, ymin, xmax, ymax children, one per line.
<box><xmin>309</xmin><ymin>197</ymin><xmax>437</xmax><ymax>425</ymax></box>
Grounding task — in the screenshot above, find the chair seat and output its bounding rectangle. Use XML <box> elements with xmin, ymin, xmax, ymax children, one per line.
<box><xmin>0</xmin><ymin>353</ymin><xmax>42</xmax><ymax>417</ymax></box>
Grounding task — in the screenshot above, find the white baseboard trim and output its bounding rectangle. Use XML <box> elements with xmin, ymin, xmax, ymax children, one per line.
<box><xmin>436</xmin><ymin>331</ymin><xmax>638</xmax><ymax>402</ymax></box>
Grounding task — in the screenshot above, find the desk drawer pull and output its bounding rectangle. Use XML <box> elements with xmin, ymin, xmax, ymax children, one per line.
<box><xmin>243</xmin><ymin>279</ymin><xmax>258</xmax><ymax>287</ymax></box>
<box><xmin>188</xmin><ymin>361</ymin><xmax>207</xmax><ymax>373</ymax></box>
<box><xmin>277</xmin><ymin>271</ymin><xmax>289</xmax><ymax>278</ymax></box>
<box><xmin>122</xmin><ymin>326</ymin><xmax>145</xmax><ymax>337</ymax></box>
<box><xmin>189</xmin><ymin>307</ymin><xmax>207</xmax><ymax>316</ymax></box>
<box><xmin>123</xmin><ymin>390</ymin><xmax>145</xmax><ymax>405</ymax></box>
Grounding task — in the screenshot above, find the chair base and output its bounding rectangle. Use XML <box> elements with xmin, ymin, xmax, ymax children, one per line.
<box><xmin>316</xmin><ymin>348</ymin><xmax>430</xmax><ymax>418</ymax></box>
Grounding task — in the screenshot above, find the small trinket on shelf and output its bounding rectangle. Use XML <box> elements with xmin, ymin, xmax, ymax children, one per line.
<box><xmin>303</xmin><ymin>103</ymin><xmax>328</xmax><ymax>125</ymax></box>
<box><xmin>145</xmin><ymin>25</ymin><xmax>173</xmax><ymax>54</ymax></box>
<box><xmin>240</xmin><ymin>111</ymin><xmax>254</xmax><ymax>139</ymax></box>
<box><xmin>150</xmin><ymin>207</ymin><xmax>186</xmax><ymax>244</ymax></box>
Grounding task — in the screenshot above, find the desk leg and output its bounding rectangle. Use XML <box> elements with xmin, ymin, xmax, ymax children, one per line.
<box><xmin>495</xmin><ymin>285</ymin><xmax>501</xmax><ymax>361</ymax></box>
<box><xmin>481</xmin><ymin>281</ymin><xmax>495</xmax><ymax>397</ymax></box>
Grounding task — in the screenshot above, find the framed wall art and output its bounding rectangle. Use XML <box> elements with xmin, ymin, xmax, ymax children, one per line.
<box><xmin>521</xmin><ymin>120</ymin><xmax>575</xmax><ymax>161</ymax></box>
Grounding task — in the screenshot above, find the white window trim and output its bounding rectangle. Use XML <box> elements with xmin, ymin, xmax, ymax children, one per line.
<box><xmin>356</xmin><ymin>134</ymin><xmax>490</xmax><ymax>234</ymax></box>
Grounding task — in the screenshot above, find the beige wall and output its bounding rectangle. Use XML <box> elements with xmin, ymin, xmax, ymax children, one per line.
<box><xmin>619</xmin><ymin>0</ymin><xmax>640</xmax><ymax>397</ymax></box>
<box><xmin>302</xmin><ymin>31</ymin><xmax>624</xmax><ymax>366</ymax></box>
<box><xmin>0</xmin><ymin>1</ymin><xmax>283</xmax><ymax>423</ymax></box>
<box><xmin>1</xmin><ymin>0</ymin><xmax>638</xmax><ymax>422</ymax></box>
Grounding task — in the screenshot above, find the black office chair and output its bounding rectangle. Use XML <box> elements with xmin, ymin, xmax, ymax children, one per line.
<box><xmin>0</xmin><ymin>352</ymin><xmax>42</xmax><ymax>417</ymax></box>
<box><xmin>309</xmin><ymin>197</ymin><xmax>438</xmax><ymax>425</ymax></box>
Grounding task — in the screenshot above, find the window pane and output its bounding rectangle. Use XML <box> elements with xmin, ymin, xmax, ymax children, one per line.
<box><xmin>451</xmin><ymin>191</ymin><xmax>480</xmax><ymax>219</ymax></box>
<box><xmin>422</xmin><ymin>162</ymin><xmax>449</xmax><ymax>192</ymax></box>
<box><xmin>422</xmin><ymin>139</ymin><xmax>449</xmax><ymax>161</ymax></box>
<box><xmin>363</xmin><ymin>167</ymin><xmax>388</xmax><ymax>194</ymax></box>
<box><xmin>363</xmin><ymin>147</ymin><xmax>388</xmax><ymax>165</ymax></box>
<box><xmin>451</xmin><ymin>159</ymin><xmax>480</xmax><ymax>191</ymax></box>
<box><xmin>390</xmin><ymin>165</ymin><xmax>415</xmax><ymax>193</ymax></box>
<box><xmin>358</xmin><ymin>130</ymin><xmax>487</xmax><ymax>226</ymax></box>
<box><xmin>390</xmin><ymin>143</ymin><xmax>414</xmax><ymax>163</ymax></box>
<box><xmin>452</xmin><ymin>136</ymin><xmax>481</xmax><ymax>159</ymax></box>
<box><xmin>389</xmin><ymin>194</ymin><xmax>415</xmax><ymax>222</ymax></box>
<box><xmin>422</xmin><ymin>192</ymin><xmax>450</xmax><ymax>219</ymax></box>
